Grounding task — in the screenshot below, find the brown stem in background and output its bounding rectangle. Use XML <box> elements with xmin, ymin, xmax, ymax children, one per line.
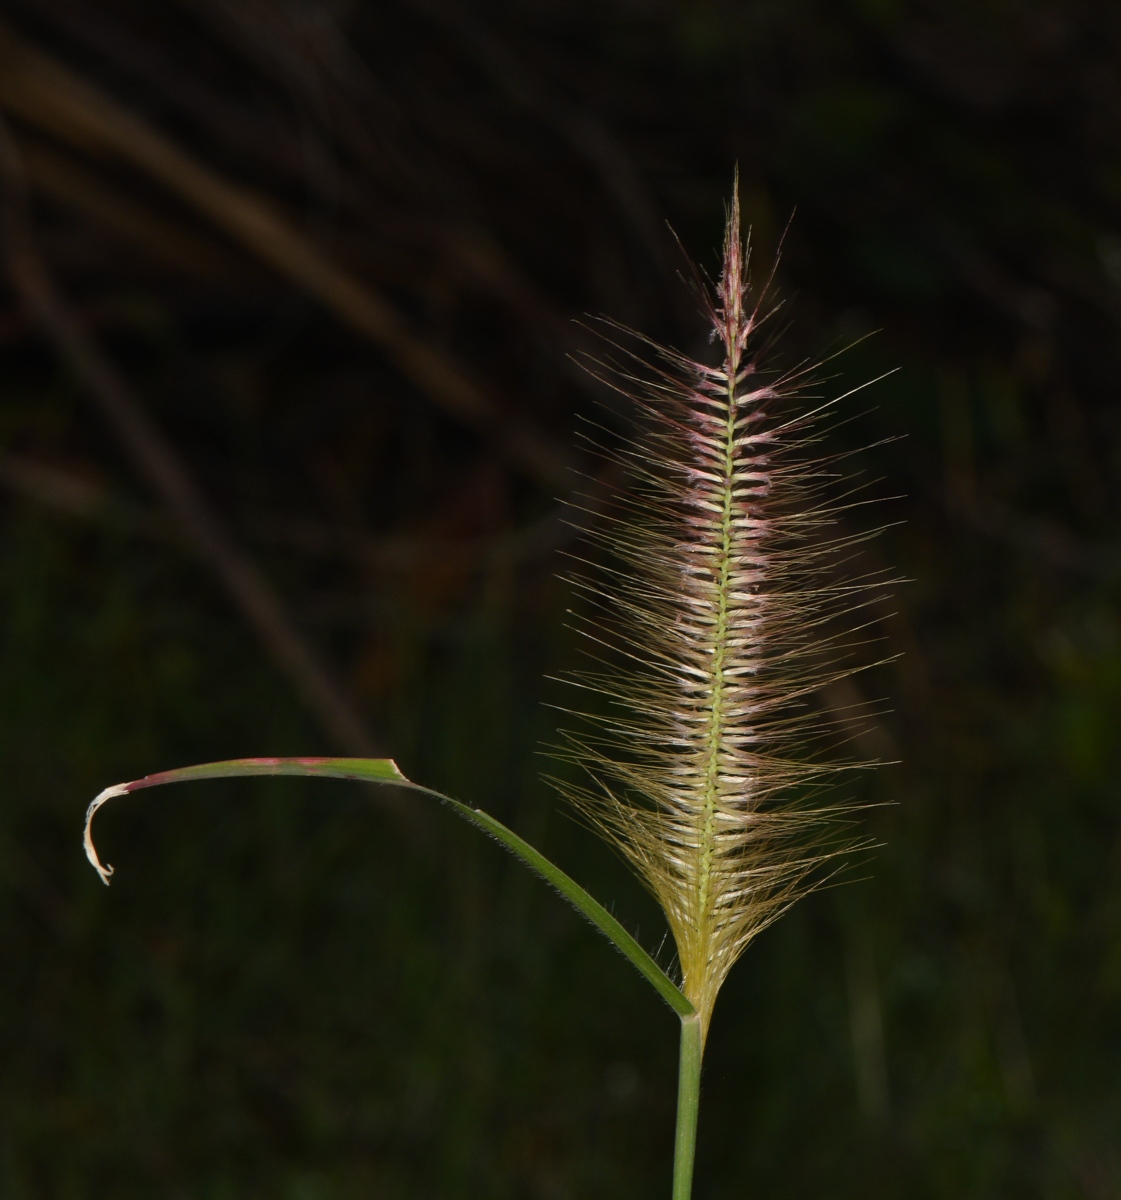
<box><xmin>0</xmin><ymin>21</ymin><xmax>574</xmax><ymax>489</ymax></box>
<box><xmin>17</xmin><ymin>1</ymin><xmax>578</xmax><ymax>343</ymax></box>
<box><xmin>0</xmin><ymin>118</ymin><xmax>389</xmax><ymax>769</ymax></box>
<box><xmin>19</xmin><ymin>138</ymin><xmax>247</xmax><ymax>283</ymax></box>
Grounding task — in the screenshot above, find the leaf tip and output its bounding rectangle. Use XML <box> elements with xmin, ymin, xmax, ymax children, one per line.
<box><xmin>83</xmin><ymin>782</ymin><xmax>130</xmax><ymax>886</ymax></box>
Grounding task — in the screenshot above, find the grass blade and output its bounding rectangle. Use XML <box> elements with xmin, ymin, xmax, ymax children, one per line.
<box><xmin>84</xmin><ymin>756</ymin><xmax>694</xmax><ymax>1017</ymax></box>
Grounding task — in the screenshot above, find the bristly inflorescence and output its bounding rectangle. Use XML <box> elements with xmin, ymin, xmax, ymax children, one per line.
<box><xmin>553</xmin><ymin>186</ymin><xmax>890</xmax><ymax>1042</ymax></box>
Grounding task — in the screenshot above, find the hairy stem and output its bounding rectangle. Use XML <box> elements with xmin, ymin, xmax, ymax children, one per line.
<box><xmin>672</xmin><ymin>1013</ymin><xmax>704</xmax><ymax>1200</ymax></box>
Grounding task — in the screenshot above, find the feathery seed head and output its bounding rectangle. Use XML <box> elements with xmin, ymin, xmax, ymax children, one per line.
<box><xmin>554</xmin><ymin>185</ymin><xmax>889</xmax><ymax>1042</ymax></box>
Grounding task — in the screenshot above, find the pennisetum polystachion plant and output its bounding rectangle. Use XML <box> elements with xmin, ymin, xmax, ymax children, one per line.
<box><xmin>83</xmin><ymin>181</ymin><xmax>893</xmax><ymax>1199</ymax></box>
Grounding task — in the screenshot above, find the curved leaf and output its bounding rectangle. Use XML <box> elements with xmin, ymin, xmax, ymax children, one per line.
<box><xmin>84</xmin><ymin>756</ymin><xmax>694</xmax><ymax>1017</ymax></box>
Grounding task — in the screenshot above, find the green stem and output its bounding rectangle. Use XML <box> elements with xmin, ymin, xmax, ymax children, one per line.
<box><xmin>672</xmin><ymin>1013</ymin><xmax>704</xmax><ymax>1200</ymax></box>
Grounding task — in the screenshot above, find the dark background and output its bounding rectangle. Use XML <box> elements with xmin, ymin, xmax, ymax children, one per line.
<box><xmin>0</xmin><ymin>1</ymin><xmax>1119</xmax><ymax>1196</ymax></box>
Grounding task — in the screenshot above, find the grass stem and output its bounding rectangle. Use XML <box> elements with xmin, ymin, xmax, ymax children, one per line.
<box><xmin>672</xmin><ymin>1013</ymin><xmax>704</xmax><ymax>1200</ymax></box>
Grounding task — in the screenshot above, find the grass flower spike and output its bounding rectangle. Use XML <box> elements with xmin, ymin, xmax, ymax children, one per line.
<box><xmin>555</xmin><ymin>184</ymin><xmax>887</xmax><ymax>1124</ymax></box>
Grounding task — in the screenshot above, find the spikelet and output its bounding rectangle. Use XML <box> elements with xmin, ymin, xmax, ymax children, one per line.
<box><xmin>553</xmin><ymin>185</ymin><xmax>888</xmax><ymax>1043</ymax></box>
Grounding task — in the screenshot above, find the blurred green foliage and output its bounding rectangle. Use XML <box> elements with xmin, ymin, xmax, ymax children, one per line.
<box><xmin>1</xmin><ymin>0</ymin><xmax>1119</xmax><ymax>1196</ymax></box>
